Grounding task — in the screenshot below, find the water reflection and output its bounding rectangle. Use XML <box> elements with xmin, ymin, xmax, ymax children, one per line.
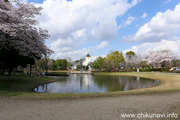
<box><xmin>34</xmin><ymin>74</ymin><xmax>160</xmax><ymax>93</ymax></box>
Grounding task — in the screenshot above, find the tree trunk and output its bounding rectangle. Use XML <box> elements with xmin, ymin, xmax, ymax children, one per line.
<box><xmin>8</xmin><ymin>67</ymin><xmax>12</xmax><ymax>80</ymax></box>
<box><xmin>13</xmin><ymin>68</ymin><xmax>16</xmax><ymax>75</ymax></box>
<box><xmin>30</xmin><ymin>64</ymin><xmax>32</xmax><ymax>76</ymax></box>
<box><xmin>45</xmin><ymin>57</ymin><xmax>48</xmax><ymax>73</ymax></box>
<box><xmin>0</xmin><ymin>63</ymin><xmax>5</xmax><ymax>75</ymax></box>
<box><xmin>1</xmin><ymin>69</ymin><xmax>4</xmax><ymax>75</ymax></box>
<box><xmin>2</xmin><ymin>66</ymin><xmax>5</xmax><ymax>75</ymax></box>
<box><xmin>0</xmin><ymin>67</ymin><xmax>5</xmax><ymax>75</ymax></box>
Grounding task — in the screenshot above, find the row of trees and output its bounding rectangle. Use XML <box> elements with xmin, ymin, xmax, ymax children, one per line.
<box><xmin>0</xmin><ymin>0</ymin><xmax>53</xmax><ymax>78</ymax></box>
<box><xmin>93</xmin><ymin>50</ymin><xmax>178</xmax><ymax>71</ymax></box>
<box><xmin>35</xmin><ymin>58</ymin><xmax>72</xmax><ymax>71</ymax></box>
<box><xmin>93</xmin><ymin>51</ymin><xmax>125</xmax><ymax>71</ymax></box>
<box><xmin>27</xmin><ymin>49</ymin><xmax>179</xmax><ymax>72</ymax></box>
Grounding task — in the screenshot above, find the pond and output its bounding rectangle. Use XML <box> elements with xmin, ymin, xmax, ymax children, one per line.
<box><xmin>34</xmin><ymin>74</ymin><xmax>160</xmax><ymax>93</ymax></box>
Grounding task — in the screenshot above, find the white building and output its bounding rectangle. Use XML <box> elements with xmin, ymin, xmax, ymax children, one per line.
<box><xmin>72</xmin><ymin>53</ymin><xmax>92</xmax><ymax>70</ymax></box>
<box><xmin>83</xmin><ymin>53</ymin><xmax>91</xmax><ymax>66</ymax></box>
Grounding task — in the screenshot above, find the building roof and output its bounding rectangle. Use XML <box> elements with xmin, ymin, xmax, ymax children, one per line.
<box><xmin>86</xmin><ymin>53</ymin><xmax>91</xmax><ymax>57</ymax></box>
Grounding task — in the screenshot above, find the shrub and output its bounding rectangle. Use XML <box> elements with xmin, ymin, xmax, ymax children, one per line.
<box><xmin>45</xmin><ymin>72</ymin><xmax>69</xmax><ymax>76</ymax></box>
<box><xmin>151</xmin><ymin>68</ymin><xmax>161</xmax><ymax>71</ymax></box>
<box><xmin>139</xmin><ymin>68</ymin><xmax>151</xmax><ymax>72</ymax></box>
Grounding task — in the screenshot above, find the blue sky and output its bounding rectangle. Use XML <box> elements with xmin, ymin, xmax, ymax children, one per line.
<box><xmin>26</xmin><ymin>0</ymin><xmax>180</xmax><ymax>61</ymax></box>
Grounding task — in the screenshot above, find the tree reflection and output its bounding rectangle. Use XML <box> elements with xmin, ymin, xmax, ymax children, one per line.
<box><xmin>93</xmin><ymin>76</ymin><xmax>125</xmax><ymax>92</ymax></box>
<box><xmin>92</xmin><ymin>75</ymin><xmax>158</xmax><ymax>92</ymax></box>
<box><xmin>34</xmin><ymin>74</ymin><xmax>159</xmax><ymax>93</ymax></box>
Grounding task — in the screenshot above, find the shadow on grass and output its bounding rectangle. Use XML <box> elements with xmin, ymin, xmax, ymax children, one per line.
<box><xmin>0</xmin><ymin>74</ymin><xmax>58</xmax><ymax>96</ymax></box>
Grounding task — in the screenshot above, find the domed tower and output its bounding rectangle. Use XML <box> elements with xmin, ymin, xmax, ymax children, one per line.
<box><xmin>83</xmin><ymin>53</ymin><xmax>91</xmax><ymax>66</ymax></box>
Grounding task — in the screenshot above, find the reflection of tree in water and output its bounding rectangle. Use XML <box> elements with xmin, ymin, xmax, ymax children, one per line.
<box><xmin>93</xmin><ymin>76</ymin><xmax>125</xmax><ymax>92</ymax></box>
<box><xmin>39</xmin><ymin>84</ymin><xmax>48</xmax><ymax>92</ymax></box>
<box><xmin>35</xmin><ymin>75</ymin><xmax>159</xmax><ymax>93</ymax></box>
<box><xmin>117</xmin><ymin>76</ymin><xmax>158</xmax><ymax>90</ymax></box>
<box><xmin>35</xmin><ymin>84</ymin><xmax>47</xmax><ymax>93</ymax></box>
<box><xmin>80</xmin><ymin>75</ymin><xmax>83</xmax><ymax>90</ymax></box>
<box><xmin>36</xmin><ymin>77</ymin><xmax>67</xmax><ymax>93</ymax></box>
<box><xmin>92</xmin><ymin>75</ymin><xmax>158</xmax><ymax>92</ymax></box>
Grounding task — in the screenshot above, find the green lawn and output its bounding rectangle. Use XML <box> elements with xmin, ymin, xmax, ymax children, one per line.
<box><xmin>0</xmin><ymin>74</ymin><xmax>56</xmax><ymax>96</ymax></box>
<box><xmin>0</xmin><ymin>74</ymin><xmax>59</xmax><ymax>92</ymax></box>
<box><xmin>0</xmin><ymin>72</ymin><xmax>180</xmax><ymax>99</ymax></box>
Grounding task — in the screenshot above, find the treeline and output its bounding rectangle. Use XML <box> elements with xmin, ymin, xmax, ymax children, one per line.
<box><xmin>35</xmin><ymin>58</ymin><xmax>72</xmax><ymax>71</ymax></box>
<box><xmin>92</xmin><ymin>51</ymin><xmax>128</xmax><ymax>71</ymax></box>
<box><xmin>92</xmin><ymin>50</ymin><xmax>180</xmax><ymax>72</ymax></box>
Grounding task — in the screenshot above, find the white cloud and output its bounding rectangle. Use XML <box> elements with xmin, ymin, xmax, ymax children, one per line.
<box><xmin>50</xmin><ymin>38</ymin><xmax>79</xmax><ymax>53</ymax></box>
<box><xmin>22</xmin><ymin>0</ymin><xmax>28</xmax><ymax>3</ymax></box>
<box><xmin>164</xmin><ymin>0</ymin><xmax>171</xmax><ymax>4</ymax></box>
<box><xmin>124</xmin><ymin>16</ymin><xmax>135</xmax><ymax>26</ymax></box>
<box><xmin>51</xmin><ymin>48</ymin><xmax>90</xmax><ymax>60</ymax></box>
<box><xmin>50</xmin><ymin>41</ymin><xmax>110</xmax><ymax>60</ymax></box>
<box><xmin>91</xmin><ymin>56</ymin><xmax>98</xmax><ymax>61</ymax></box>
<box><xmin>122</xmin><ymin>3</ymin><xmax>180</xmax><ymax>42</ymax></box>
<box><xmin>36</xmin><ymin>0</ymin><xmax>138</xmax><ymax>42</ymax></box>
<box><xmin>33</xmin><ymin>0</ymin><xmax>140</xmax><ymax>59</ymax></box>
<box><xmin>91</xmin><ymin>55</ymin><xmax>106</xmax><ymax>61</ymax></box>
<box><xmin>123</xmin><ymin>39</ymin><xmax>180</xmax><ymax>56</ymax></box>
<box><xmin>96</xmin><ymin>41</ymin><xmax>109</xmax><ymax>49</ymax></box>
<box><xmin>11</xmin><ymin>0</ymin><xmax>28</xmax><ymax>6</ymax></box>
<box><xmin>142</xmin><ymin>13</ymin><xmax>147</xmax><ymax>18</ymax></box>
<box><xmin>131</xmin><ymin>0</ymin><xmax>141</xmax><ymax>7</ymax></box>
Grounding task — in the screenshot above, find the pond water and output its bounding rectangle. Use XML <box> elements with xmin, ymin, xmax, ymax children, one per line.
<box><xmin>34</xmin><ymin>74</ymin><xmax>160</xmax><ymax>93</ymax></box>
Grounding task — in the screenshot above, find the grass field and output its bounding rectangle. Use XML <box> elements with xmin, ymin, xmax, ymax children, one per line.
<box><xmin>0</xmin><ymin>72</ymin><xmax>180</xmax><ymax>99</ymax></box>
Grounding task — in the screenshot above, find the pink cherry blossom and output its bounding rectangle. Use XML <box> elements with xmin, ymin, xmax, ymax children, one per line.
<box><xmin>0</xmin><ymin>0</ymin><xmax>53</xmax><ymax>58</ymax></box>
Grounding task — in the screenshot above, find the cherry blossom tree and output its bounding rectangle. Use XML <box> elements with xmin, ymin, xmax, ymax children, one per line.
<box><xmin>0</xmin><ymin>0</ymin><xmax>53</xmax><ymax>78</ymax></box>
<box><xmin>146</xmin><ymin>50</ymin><xmax>175</xmax><ymax>68</ymax></box>
<box><xmin>125</xmin><ymin>54</ymin><xmax>143</xmax><ymax>72</ymax></box>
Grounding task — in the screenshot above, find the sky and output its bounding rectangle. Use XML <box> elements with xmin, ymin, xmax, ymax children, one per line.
<box><xmin>24</xmin><ymin>0</ymin><xmax>180</xmax><ymax>61</ymax></box>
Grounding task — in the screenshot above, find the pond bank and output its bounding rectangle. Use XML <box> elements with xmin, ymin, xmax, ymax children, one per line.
<box><xmin>0</xmin><ymin>72</ymin><xmax>180</xmax><ymax>98</ymax></box>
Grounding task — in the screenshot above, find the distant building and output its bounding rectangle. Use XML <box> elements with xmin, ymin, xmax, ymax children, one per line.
<box><xmin>83</xmin><ymin>53</ymin><xmax>91</xmax><ymax>66</ymax></box>
<box><xmin>72</xmin><ymin>53</ymin><xmax>92</xmax><ymax>70</ymax></box>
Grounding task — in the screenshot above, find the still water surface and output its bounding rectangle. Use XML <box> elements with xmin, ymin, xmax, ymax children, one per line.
<box><xmin>34</xmin><ymin>74</ymin><xmax>159</xmax><ymax>93</ymax></box>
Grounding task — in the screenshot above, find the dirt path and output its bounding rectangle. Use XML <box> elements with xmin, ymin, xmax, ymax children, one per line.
<box><xmin>0</xmin><ymin>92</ymin><xmax>180</xmax><ymax>120</ymax></box>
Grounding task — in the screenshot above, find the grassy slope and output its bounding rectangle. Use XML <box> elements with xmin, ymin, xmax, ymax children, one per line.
<box><xmin>0</xmin><ymin>72</ymin><xmax>180</xmax><ymax>99</ymax></box>
<box><xmin>0</xmin><ymin>74</ymin><xmax>57</xmax><ymax>97</ymax></box>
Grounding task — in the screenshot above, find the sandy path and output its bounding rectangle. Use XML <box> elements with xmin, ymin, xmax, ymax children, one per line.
<box><xmin>0</xmin><ymin>92</ymin><xmax>180</xmax><ymax>120</ymax></box>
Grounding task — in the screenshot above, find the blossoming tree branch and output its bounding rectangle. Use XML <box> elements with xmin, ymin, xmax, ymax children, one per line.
<box><xmin>0</xmin><ymin>0</ymin><xmax>53</xmax><ymax>79</ymax></box>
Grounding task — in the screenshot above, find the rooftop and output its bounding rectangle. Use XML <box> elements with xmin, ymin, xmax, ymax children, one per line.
<box><xmin>86</xmin><ymin>53</ymin><xmax>91</xmax><ymax>57</ymax></box>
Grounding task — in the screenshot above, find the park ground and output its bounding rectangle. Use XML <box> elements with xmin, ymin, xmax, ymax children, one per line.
<box><xmin>0</xmin><ymin>72</ymin><xmax>180</xmax><ymax>119</ymax></box>
<box><xmin>0</xmin><ymin>91</ymin><xmax>180</xmax><ymax>120</ymax></box>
